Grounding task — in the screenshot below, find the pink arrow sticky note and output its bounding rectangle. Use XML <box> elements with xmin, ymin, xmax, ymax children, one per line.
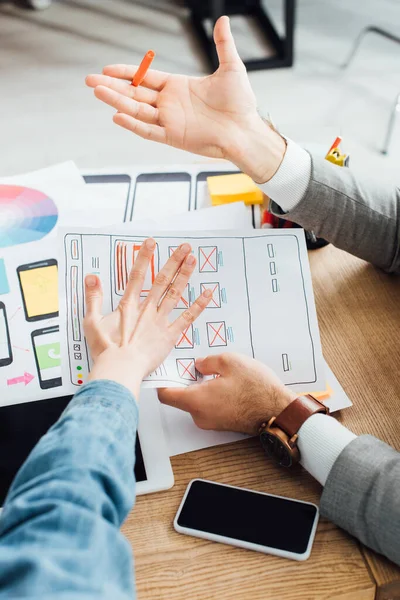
<box><xmin>7</xmin><ymin>372</ymin><xmax>34</xmax><ymax>387</ymax></box>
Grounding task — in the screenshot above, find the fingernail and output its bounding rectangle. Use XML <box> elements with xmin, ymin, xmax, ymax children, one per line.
<box><xmin>180</xmin><ymin>243</ymin><xmax>191</xmax><ymax>253</ymax></box>
<box><xmin>203</xmin><ymin>289</ymin><xmax>213</xmax><ymax>298</ymax></box>
<box><xmin>86</xmin><ymin>275</ymin><xmax>97</xmax><ymax>287</ymax></box>
<box><xmin>196</xmin><ymin>358</ymin><xmax>204</xmax><ymax>367</ymax></box>
<box><xmin>146</xmin><ymin>238</ymin><xmax>156</xmax><ymax>249</ymax></box>
<box><xmin>186</xmin><ymin>254</ymin><xmax>195</xmax><ymax>265</ymax></box>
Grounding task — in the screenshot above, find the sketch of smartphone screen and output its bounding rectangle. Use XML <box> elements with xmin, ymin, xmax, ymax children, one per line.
<box><xmin>17</xmin><ymin>259</ymin><xmax>58</xmax><ymax>322</ymax></box>
<box><xmin>83</xmin><ymin>174</ymin><xmax>132</xmax><ymax>222</ymax></box>
<box><xmin>131</xmin><ymin>173</ymin><xmax>192</xmax><ymax>221</ymax></box>
<box><xmin>31</xmin><ymin>326</ymin><xmax>62</xmax><ymax>389</ymax></box>
<box><xmin>0</xmin><ymin>302</ymin><xmax>13</xmax><ymax>367</ymax></box>
<box><xmin>195</xmin><ymin>171</ymin><xmax>257</xmax><ymax>228</ymax></box>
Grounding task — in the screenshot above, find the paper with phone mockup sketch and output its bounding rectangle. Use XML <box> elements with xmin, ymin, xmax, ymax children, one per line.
<box><xmin>0</xmin><ymin>162</ymin><xmax>110</xmax><ymax>407</ymax></box>
<box><xmin>59</xmin><ymin>227</ymin><xmax>325</xmax><ymax>394</ymax></box>
<box><xmin>0</xmin><ymin>160</ymin><xmax>255</xmax><ymax>409</ymax></box>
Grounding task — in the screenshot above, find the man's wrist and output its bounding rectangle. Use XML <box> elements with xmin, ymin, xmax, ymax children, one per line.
<box><xmin>274</xmin><ymin>387</ymin><xmax>297</xmax><ymax>416</ymax></box>
<box><xmin>225</xmin><ymin>116</ymin><xmax>287</xmax><ymax>184</ymax></box>
<box><xmin>251</xmin><ymin>387</ymin><xmax>296</xmax><ymax>435</ymax></box>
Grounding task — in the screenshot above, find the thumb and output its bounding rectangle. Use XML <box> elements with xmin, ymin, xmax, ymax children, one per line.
<box><xmin>158</xmin><ymin>387</ymin><xmax>197</xmax><ymax>412</ymax></box>
<box><xmin>84</xmin><ymin>274</ymin><xmax>103</xmax><ymax>318</ymax></box>
<box><xmin>213</xmin><ymin>16</ymin><xmax>244</xmax><ymax>71</ymax></box>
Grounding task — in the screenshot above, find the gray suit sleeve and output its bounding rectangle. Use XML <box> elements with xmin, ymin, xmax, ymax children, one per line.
<box><xmin>269</xmin><ymin>154</ymin><xmax>400</xmax><ymax>273</ymax></box>
<box><xmin>320</xmin><ymin>435</ymin><xmax>400</xmax><ymax>566</ymax></box>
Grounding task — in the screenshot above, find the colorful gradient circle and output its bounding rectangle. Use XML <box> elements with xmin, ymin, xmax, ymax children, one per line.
<box><xmin>0</xmin><ymin>185</ymin><xmax>58</xmax><ymax>248</ymax></box>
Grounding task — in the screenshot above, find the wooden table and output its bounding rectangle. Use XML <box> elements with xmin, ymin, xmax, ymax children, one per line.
<box><xmin>123</xmin><ymin>245</ymin><xmax>400</xmax><ymax>600</ymax></box>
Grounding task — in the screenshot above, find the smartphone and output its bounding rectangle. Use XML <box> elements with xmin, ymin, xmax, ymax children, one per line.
<box><xmin>131</xmin><ymin>172</ymin><xmax>192</xmax><ymax>221</ymax></box>
<box><xmin>17</xmin><ymin>259</ymin><xmax>58</xmax><ymax>322</ymax></box>
<box><xmin>31</xmin><ymin>326</ymin><xmax>62</xmax><ymax>389</ymax></box>
<box><xmin>174</xmin><ymin>479</ymin><xmax>319</xmax><ymax>561</ymax></box>
<box><xmin>83</xmin><ymin>174</ymin><xmax>132</xmax><ymax>222</ymax></box>
<box><xmin>0</xmin><ymin>302</ymin><xmax>13</xmax><ymax>367</ymax></box>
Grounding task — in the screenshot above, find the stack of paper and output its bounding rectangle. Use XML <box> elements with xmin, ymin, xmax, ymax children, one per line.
<box><xmin>0</xmin><ymin>161</ymin><xmax>352</xmax><ymax>459</ymax></box>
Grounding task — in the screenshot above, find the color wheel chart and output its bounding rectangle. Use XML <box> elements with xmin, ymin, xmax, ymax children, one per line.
<box><xmin>0</xmin><ymin>185</ymin><xmax>58</xmax><ymax>248</ymax></box>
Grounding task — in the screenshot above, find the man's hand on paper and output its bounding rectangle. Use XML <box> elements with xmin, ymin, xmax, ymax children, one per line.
<box><xmin>158</xmin><ymin>353</ymin><xmax>296</xmax><ymax>435</ymax></box>
<box><xmin>85</xmin><ymin>16</ymin><xmax>285</xmax><ymax>184</ymax></box>
<box><xmin>84</xmin><ymin>238</ymin><xmax>211</xmax><ymax>398</ymax></box>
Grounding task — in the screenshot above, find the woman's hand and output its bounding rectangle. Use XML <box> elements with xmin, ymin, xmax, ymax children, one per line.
<box><xmin>83</xmin><ymin>238</ymin><xmax>211</xmax><ymax>398</ymax></box>
<box><xmin>158</xmin><ymin>352</ymin><xmax>296</xmax><ymax>435</ymax></box>
<box><xmin>85</xmin><ymin>16</ymin><xmax>285</xmax><ymax>184</ymax></box>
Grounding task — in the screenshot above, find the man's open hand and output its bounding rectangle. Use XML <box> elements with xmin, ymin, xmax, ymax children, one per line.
<box><xmin>86</xmin><ymin>16</ymin><xmax>285</xmax><ymax>183</ymax></box>
<box><xmin>158</xmin><ymin>353</ymin><xmax>296</xmax><ymax>435</ymax></box>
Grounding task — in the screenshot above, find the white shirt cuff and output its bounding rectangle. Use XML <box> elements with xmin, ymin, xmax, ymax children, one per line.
<box><xmin>258</xmin><ymin>139</ymin><xmax>312</xmax><ymax>213</ymax></box>
<box><xmin>298</xmin><ymin>414</ymin><xmax>357</xmax><ymax>486</ymax></box>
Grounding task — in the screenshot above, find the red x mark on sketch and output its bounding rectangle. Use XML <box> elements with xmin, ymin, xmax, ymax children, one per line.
<box><xmin>180</xmin><ymin>295</ymin><xmax>189</xmax><ymax>308</ymax></box>
<box><xmin>199</xmin><ymin>246</ymin><xmax>218</xmax><ymax>272</ymax></box>
<box><xmin>207</xmin><ymin>322</ymin><xmax>227</xmax><ymax>347</ymax></box>
<box><xmin>176</xmin><ymin>359</ymin><xmax>197</xmax><ymax>381</ymax></box>
<box><xmin>210</xmin><ymin>323</ymin><xmax>224</xmax><ymax>345</ymax></box>
<box><xmin>175</xmin><ymin>324</ymin><xmax>194</xmax><ymax>349</ymax></box>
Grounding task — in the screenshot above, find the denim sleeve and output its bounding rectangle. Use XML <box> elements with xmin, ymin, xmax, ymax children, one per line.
<box><xmin>0</xmin><ymin>380</ymin><xmax>138</xmax><ymax>600</ymax></box>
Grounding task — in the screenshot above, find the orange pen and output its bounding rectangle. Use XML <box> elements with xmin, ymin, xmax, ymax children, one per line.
<box><xmin>132</xmin><ymin>50</ymin><xmax>155</xmax><ymax>87</ymax></box>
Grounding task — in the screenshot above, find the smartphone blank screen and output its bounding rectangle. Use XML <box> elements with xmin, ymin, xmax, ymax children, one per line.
<box><xmin>19</xmin><ymin>265</ymin><xmax>58</xmax><ymax>319</ymax></box>
<box><xmin>177</xmin><ymin>480</ymin><xmax>317</xmax><ymax>554</ymax></box>
<box><xmin>132</xmin><ymin>174</ymin><xmax>191</xmax><ymax>220</ymax></box>
<box><xmin>0</xmin><ymin>307</ymin><xmax>10</xmax><ymax>362</ymax></box>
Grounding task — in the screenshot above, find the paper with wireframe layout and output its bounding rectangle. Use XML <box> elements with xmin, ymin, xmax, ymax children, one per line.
<box><xmin>59</xmin><ymin>227</ymin><xmax>325</xmax><ymax>392</ymax></box>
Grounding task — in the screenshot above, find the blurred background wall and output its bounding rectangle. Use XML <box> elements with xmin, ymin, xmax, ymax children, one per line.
<box><xmin>0</xmin><ymin>0</ymin><xmax>399</xmax><ymax>181</ymax></box>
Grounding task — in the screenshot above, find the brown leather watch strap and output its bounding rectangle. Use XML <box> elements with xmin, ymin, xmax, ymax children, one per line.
<box><xmin>274</xmin><ymin>394</ymin><xmax>328</xmax><ymax>437</ymax></box>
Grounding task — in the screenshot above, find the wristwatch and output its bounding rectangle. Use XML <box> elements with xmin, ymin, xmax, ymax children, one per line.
<box><xmin>259</xmin><ymin>395</ymin><xmax>329</xmax><ymax>467</ymax></box>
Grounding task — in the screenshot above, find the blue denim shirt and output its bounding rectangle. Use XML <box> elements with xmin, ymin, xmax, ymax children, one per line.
<box><xmin>0</xmin><ymin>380</ymin><xmax>138</xmax><ymax>599</ymax></box>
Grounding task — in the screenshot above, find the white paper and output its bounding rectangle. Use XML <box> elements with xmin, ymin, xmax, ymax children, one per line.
<box><xmin>82</xmin><ymin>163</ymin><xmax>258</xmax><ymax>228</ymax></box>
<box><xmin>0</xmin><ymin>163</ymin><xmax>101</xmax><ymax>406</ymax></box>
<box><xmin>59</xmin><ymin>227</ymin><xmax>325</xmax><ymax>394</ymax></box>
<box><xmin>161</xmin><ymin>401</ymin><xmax>247</xmax><ymax>456</ymax></box>
<box><xmin>0</xmin><ymin>162</ymin><xmax>254</xmax><ymax>408</ymax></box>
<box><xmin>121</xmin><ymin>202</ymin><xmax>256</xmax><ymax>456</ymax></box>
<box><xmin>323</xmin><ymin>363</ymin><xmax>353</xmax><ymax>413</ymax></box>
<box><xmin>117</xmin><ymin>202</ymin><xmax>252</xmax><ymax>233</ymax></box>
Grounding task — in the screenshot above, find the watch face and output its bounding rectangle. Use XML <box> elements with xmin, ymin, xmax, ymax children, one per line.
<box><xmin>260</xmin><ymin>432</ymin><xmax>293</xmax><ymax>467</ymax></box>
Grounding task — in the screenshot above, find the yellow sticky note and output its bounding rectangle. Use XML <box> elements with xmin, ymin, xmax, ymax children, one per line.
<box><xmin>207</xmin><ymin>173</ymin><xmax>264</xmax><ymax>206</ymax></box>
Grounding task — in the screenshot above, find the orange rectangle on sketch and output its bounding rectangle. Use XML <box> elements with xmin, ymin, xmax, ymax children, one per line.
<box><xmin>116</xmin><ymin>242</ymin><xmax>122</xmax><ymax>291</ymax></box>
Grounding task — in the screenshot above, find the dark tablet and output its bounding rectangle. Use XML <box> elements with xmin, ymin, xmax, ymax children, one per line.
<box><xmin>0</xmin><ymin>395</ymin><xmax>146</xmax><ymax>505</ymax></box>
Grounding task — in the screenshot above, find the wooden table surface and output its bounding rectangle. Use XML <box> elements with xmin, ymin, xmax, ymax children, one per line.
<box><xmin>123</xmin><ymin>245</ymin><xmax>400</xmax><ymax>600</ymax></box>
